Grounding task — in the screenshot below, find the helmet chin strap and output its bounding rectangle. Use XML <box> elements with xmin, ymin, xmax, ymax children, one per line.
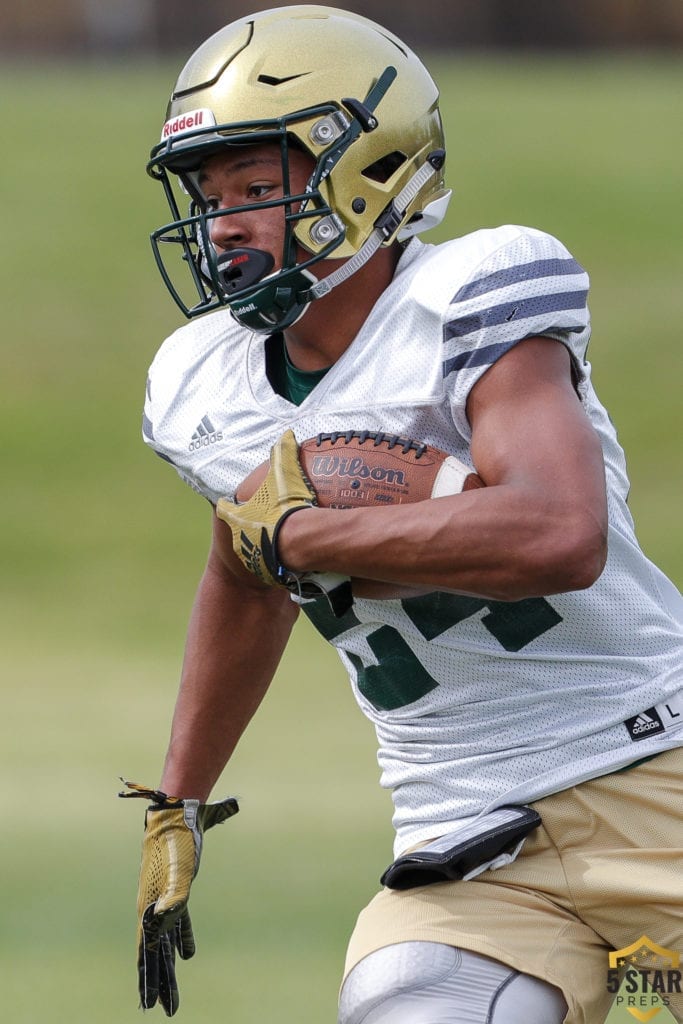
<box><xmin>227</xmin><ymin>267</ymin><xmax>319</xmax><ymax>332</ymax></box>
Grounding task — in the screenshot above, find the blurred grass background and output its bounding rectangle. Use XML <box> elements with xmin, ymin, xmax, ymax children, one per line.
<box><xmin>1</xmin><ymin>55</ymin><xmax>681</xmax><ymax>1022</ymax></box>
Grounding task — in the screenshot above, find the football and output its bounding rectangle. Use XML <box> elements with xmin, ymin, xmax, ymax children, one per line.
<box><xmin>235</xmin><ymin>430</ymin><xmax>484</xmax><ymax>600</ymax></box>
<box><xmin>236</xmin><ymin>430</ymin><xmax>484</xmax><ymax>508</ymax></box>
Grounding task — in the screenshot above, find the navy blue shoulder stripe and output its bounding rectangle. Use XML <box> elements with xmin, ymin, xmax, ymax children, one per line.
<box><xmin>442</xmin><ymin>330</ymin><xmax>585</xmax><ymax>379</ymax></box>
<box><xmin>451</xmin><ymin>257</ymin><xmax>585</xmax><ymax>305</ymax></box>
<box><xmin>143</xmin><ymin>409</ymin><xmax>177</xmax><ymax>465</ymax></box>
<box><xmin>443</xmin><ymin>338</ymin><xmax>517</xmax><ymax>378</ymax></box>
<box><xmin>444</xmin><ymin>289</ymin><xmax>587</xmax><ymax>342</ymax></box>
<box><xmin>142</xmin><ymin>411</ymin><xmax>155</xmax><ymax>442</ymax></box>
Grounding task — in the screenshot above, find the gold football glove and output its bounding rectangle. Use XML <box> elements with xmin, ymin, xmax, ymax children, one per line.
<box><xmin>120</xmin><ymin>780</ymin><xmax>239</xmax><ymax>1016</ymax></box>
<box><xmin>217</xmin><ymin>429</ymin><xmax>353</xmax><ymax>615</ymax></box>
<box><xmin>216</xmin><ymin>428</ymin><xmax>317</xmax><ymax>587</ymax></box>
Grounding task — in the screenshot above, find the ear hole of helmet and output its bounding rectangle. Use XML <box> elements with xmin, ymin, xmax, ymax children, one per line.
<box><xmin>361</xmin><ymin>150</ymin><xmax>408</xmax><ymax>183</ymax></box>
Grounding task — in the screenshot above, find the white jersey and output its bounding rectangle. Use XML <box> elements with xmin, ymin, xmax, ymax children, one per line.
<box><xmin>144</xmin><ymin>225</ymin><xmax>683</xmax><ymax>855</ymax></box>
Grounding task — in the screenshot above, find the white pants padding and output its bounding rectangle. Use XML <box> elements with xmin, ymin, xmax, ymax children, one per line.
<box><xmin>338</xmin><ymin>941</ymin><xmax>568</xmax><ymax>1024</ymax></box>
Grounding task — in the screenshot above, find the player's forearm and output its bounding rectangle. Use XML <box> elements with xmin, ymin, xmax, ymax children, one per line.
<box><xmin>160</xmin><ymin>559</ymin><xmax>298</xmax><ymax>800</ymax></box>
<box><xmin>278</xmin><ymin>484</ymin><xmax>606</xmax><ymax>601</ymax></box>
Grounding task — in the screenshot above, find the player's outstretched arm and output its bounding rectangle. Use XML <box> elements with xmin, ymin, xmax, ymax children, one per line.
<box><xmin>159</xmin><ymin>509</ymin><xmax>299</xmax><ymax>800</ymax></box>
<box><xmin>125</xmin><ymin>510</ymin><xmax>298</xmax><ymax>1014</ymax></box>
<box><xmin>277</xmin><ymin>336</ymin><xmax>608</xmax><ymax>602</ymax></box>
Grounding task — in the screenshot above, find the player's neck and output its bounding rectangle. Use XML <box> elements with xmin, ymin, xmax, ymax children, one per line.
<box><xmin>283</xmin><ymin>244</ymin><xmax>401</xmax><ymax>371</ymax></box>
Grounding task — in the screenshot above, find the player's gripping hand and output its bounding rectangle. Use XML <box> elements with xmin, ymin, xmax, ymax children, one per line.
<box><xmin>216</xmin><ymin>429</ymin><xmax>317</xmax><ymax>588</ymax></box>
<box><xmin>120</xmin><ymin>780</ymin><xmax>239</xmax><ymax>1016</ymax></box>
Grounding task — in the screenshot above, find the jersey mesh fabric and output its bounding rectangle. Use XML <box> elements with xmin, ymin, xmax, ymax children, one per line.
<box><xmin>143</xmin><ymin>225</ymin><xmax>683</xmax><ymax>855</ymax></box>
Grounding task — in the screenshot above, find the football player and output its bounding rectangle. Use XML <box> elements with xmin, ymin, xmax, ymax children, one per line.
<box><xmin>126</xmin><ymin>6</ymin><xmax>683</xmax><ymax>1022</ymax></box>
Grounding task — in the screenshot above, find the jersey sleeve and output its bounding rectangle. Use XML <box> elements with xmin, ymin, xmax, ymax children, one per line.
<box><xmin>442</xmin><ymin>226</ymin><xmax>591</xmax><ymax>437</ymax></box>
<box><xmin>142</xmin><ymin>336</ymin><xmax>210</xmax><ymax>500</ymax></box>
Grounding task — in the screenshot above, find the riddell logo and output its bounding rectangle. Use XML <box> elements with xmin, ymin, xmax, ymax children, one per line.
<box><xmin>161</xmin><ymin>107</ymin><xmax>216</xmax><ymax>140</ymax></box>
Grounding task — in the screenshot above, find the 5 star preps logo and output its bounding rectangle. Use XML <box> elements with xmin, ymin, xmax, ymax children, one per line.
<box><xmin>604</xmin><ymin>936</ymin><xmax>681</xmax><ymax>1023</ymax></box>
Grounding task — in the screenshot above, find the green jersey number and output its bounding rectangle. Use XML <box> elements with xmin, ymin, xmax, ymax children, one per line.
<box><xmin>303</xmin><ymin>590</ymin><xmax>562</xmax><ymax>712</ymax></box>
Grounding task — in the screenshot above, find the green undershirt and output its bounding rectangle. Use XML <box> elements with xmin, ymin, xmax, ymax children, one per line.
<box><xmin>266</xmin><ymin>333</ymin><xmax>330</xmax><ymax>406</ymax></box>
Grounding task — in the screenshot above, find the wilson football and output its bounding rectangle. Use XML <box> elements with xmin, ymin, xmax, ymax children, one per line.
<box><xmin>236</xmin><ymin>430</ymin><xmax>484</xmax><ymax>508</ymax></box>
<box><xmin>235</xmin><ymin>431</ymin><xmax>485</xmax><ymax>601</ymax></box>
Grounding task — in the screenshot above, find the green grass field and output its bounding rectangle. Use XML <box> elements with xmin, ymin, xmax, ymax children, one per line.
<box><xmin>1</xmin><ymin>54</ymin><xmax>681</xmax><ymax>1022</ymax></box>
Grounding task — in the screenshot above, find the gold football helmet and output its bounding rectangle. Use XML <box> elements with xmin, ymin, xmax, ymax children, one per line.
<box><xmin>148</xmin><ymin>5</ymin><xmax>450</xmax><ymax>330</ymax></box>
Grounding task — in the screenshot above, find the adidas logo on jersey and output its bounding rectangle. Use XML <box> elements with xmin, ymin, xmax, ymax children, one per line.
<box><xmin>189</xmin><ymin>415</ymin><xmax>223</xmax><ymax>451</ymax></box>
<box><xmin>624</xmin><ymin>708</ymin><xmax>665</xmax><ymax>741</ymax></box>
